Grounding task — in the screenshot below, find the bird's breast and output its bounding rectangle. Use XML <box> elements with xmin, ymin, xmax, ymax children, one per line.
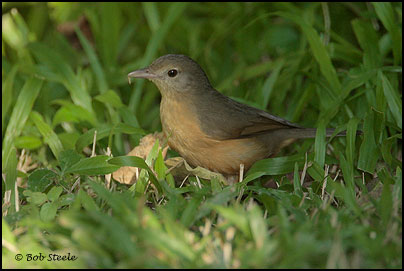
<box><xmin>160</xmin><ymin>96</ymin><xmax>203</xmax><ymax>153</ymax></box>
<box><xmin>159</xmin><ymin>97</ymin><xmax>268</xmax><ymax>174</ymax></box>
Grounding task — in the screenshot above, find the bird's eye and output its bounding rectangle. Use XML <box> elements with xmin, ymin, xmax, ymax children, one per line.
<box><xmin>167</xmin><ymin>69</ymin><xmax>178</xmax><ymax>77</ymax></box>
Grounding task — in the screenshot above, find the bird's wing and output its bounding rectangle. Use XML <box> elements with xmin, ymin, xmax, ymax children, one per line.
<box><xmin>239</xmin><ymin>110</ymin><xmax>302</xmax><ymax>136</ymax></box>
<box><xmin>195</xmin><ymin>89</ymin><xmax>302</xmax><ymax>140</ymax></box>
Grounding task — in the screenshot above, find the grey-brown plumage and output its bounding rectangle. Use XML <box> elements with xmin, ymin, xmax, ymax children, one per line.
<box><xmin>128</xmin><ymin>54</ymin><xmax>341</xmax><ymax>174</ymax></box>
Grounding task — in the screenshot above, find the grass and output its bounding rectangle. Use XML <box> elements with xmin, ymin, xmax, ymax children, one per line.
<box><xmin>2</xmin><ymin>2</ymin><xmax>402</xmax><ymax>268</ymax></box>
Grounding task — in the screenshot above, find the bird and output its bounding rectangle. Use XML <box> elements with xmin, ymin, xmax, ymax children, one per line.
<box><xmin>128</xmin><ymin>54</ymin><xmax>342</xmax><ymax>175</ymax></box>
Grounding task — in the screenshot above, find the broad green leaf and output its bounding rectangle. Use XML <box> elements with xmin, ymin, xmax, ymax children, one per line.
<box><xmin>27</xmin><ymin>169</ymin><xmax>58</xmax><ymax>192</ymax></box>
<box><xmin>52</xmin><ymin>101</ymin><xmax>97</xmax><ymax>127</ymax></box>
<box><xmin>58</xmin><ymin>193</ymin><xmax>76</xmax><ymax>207</ymax></box>
<box><xmin>94</xmin><ymin>90</ymin><xmax>124</xmax><ymax>109</ymax></box>
<box><xmin>24</xmin><ymin>190</ymin><xmax>48</xmax><ymax>206</ymax></box>
<box><xmin>59</xmin><ymin>149</ymin><xmax>82</xmax><ymax>175</ymax></box>
<box><xmin>108</xmin><ymin>155</ymin><xmax>149</xmax><ymax>170</ymax></box>
<box><xmin>40</xmin><ymin>202</ymin><xmax>58</xmax><ymax>221</ymax></box>
<box><xmin>47</xmin><ymin>186</ymin><xmax>63</xmax><ymax>202</ymax></box>
<box><xmin>65</xmin><ymin>155</ymin><xmax>120</xmax><ymax>175</ymax></box>
<box><xmin>78</xmin><ymin>189</ymin><xmax>99</xmax><ymax>211</ymax></box>
<box><xmin>241</xmin><ymin>171</ymin><xmax>266</xmax><ymax>185</ymax></box>
<box><xmin>58</xmin><ymin>132</ymin><xmax>81</xmax><ymax>150</ymax></box>
<box><xmin>13</xmin><ymin>135</ymin><xmax>42</xmax><ymax>150</ymax></box>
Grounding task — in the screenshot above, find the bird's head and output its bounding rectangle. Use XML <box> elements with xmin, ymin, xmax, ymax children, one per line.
<box><xmin>128</xmin><ymin>54</ymin><xmax>211</xmax><ymax>97</ymax></box>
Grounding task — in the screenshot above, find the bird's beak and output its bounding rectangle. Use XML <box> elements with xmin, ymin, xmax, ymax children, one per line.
<box><xmin>127</xmin><ymin>68</ymin><xmax>158</xmax><ymax>84</ymax></box>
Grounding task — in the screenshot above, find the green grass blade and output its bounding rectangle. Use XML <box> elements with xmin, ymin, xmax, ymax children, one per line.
<box><xmin>293</xmin><ymin>162</ymin><xmax>303</xmax><ymax>197</ymax></box>
<box><xmin>338</xmin><ymin>151</ymin><xmax>354</xmax><ymax>197</ymax></box>
<box><xmin>180</xmin><ymin>195</ymin><xmax>203</xmax><ymax>227</ymax></box>
<box><xmin>213</xmin><ymin>205</ymin><xmax>250</xmax><ymax>237</ymax></box>
<box><xmin>30</xmin><ymin>111</ymin><xmax>64</xmax><ymax>160</ymax></box>
<box><xmin>29</xmin><ymin>42</ymin><xmax>94</xmax><ymax>113</ymax></box>
<box><xmin>352</xmin><ymin>19</ymin><xmax>382</xmax><ymax>69</ymax></box>
<box><xmin>275</xmin><ymin>11</ymin><xmax>341</xmax><ymax>95</ymax></box>
<box><xmin>94</xmin><ymin>90</ymin><xmax>124</xmax><ymax>109</ymax></box>
<box><xmin>2</xmin><ymin>77</ymin><xmax>43</xmax><ymax>171</ymax></box>
<box><xmin>247</xmin><ymin>153</ymin><xmax>314</xmax><ymax>177</ymax></box>
<box><xmin>142</xmin><ymin>2</ymin><xmax>161</xmax><ymax>32</ymax></box>
<box><xmin>314</xmin><ymin>120</ymin><xmax>326</xmax><ymax>168</ymax></box>
<box><xmin>379</xmin><ymin>71</ymin><xmax>402</xmax><ymax>129</ymax></box>
<box><xmin>154</xmin><ymin>149</ymin><xmax>167</xmax><ymax>181</ymax></box>
<box><xmin>358</xmin><ymin>110</ymin><xmax>381</xmax><ymax>174</ymax></box>
<box><xmin>379</xmin><ymin>181</ymin><xmax>393</xmax><ymax>227</ymax></box>
<box><xmin>75</xmin><ymin>123</ymin><xmax>144</xmax><ymax>152</ymax></box>
<box><xmin>52</xmin><ymin>101</ymin><xmax>97</xmax><ymax>128</ymax></box>
<box><xmin>129</xmin><ymin>2</ymin><xmax>189</xmax><ymax>111</ymax></box>
<box><xmin>259</xmin><ymin>59</ymin><xmax>284</xmax><ymax>109</ymax></box>
<box><xmin>76</xmin><ymin>27</ymin><xmax>108</xmax><ymax>93</ymax></box>
<box><xmin>99</xmin><ymin>3</ymin><xmax>122</xmax><ymax>68</ymax></box>
<box><xmin>373</xmin><ymin>2</ymin><xmax>402</xmax><ymax>65</ymax></box>
<box><xmin>4</xmin><ymin>147</ymin><xmax>18</xmax><ymax>213</ymax></box>
<box><xmin>346</xmin><ymin>117</ymin><xmax>360</xmax><ymax>166</ymax></box>
<box><xmin>300</xmin><ymin>23</ymin><xmax>341</xmax><ymax>94</ymax></box>
<box><xmin>2</xmin><ymin>65</ymin><xmax>18</xmax><ymax>131</ymax></box>
<box><xmin>14</xmin><ymin>135</ymin><xmax>42</xmax><ymax>150</ymax></box>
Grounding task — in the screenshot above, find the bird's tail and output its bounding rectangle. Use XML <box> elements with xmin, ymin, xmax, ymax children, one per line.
<box><xmin>261</xmin><ymin>127</ymin><xmax>358</xmax><ymax>157</ymax></box>
<box><xmin>275</xmin><ymin>128</ymin><xmax>347</xmax><ymax>139</ymax></box>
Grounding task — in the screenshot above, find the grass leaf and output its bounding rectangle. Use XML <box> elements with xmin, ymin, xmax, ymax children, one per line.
<box><xmin>31</xmin><ymin>111</ymin><xmax>64</xmax><ymax>160</ymax></box>
<box><xmin>2</xmin><ymin>77</ymin><xmax>43</xmax><ymax>171</ymax></box>
<box><xmin>379</xmin><ymin>71</ymin><xmax>402</xmax><ymax>129</ymax></box>
<box><xmin>65</xmin><ymin>155</ymin><xmax>120</xmax><ymax>175</ymax></box>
